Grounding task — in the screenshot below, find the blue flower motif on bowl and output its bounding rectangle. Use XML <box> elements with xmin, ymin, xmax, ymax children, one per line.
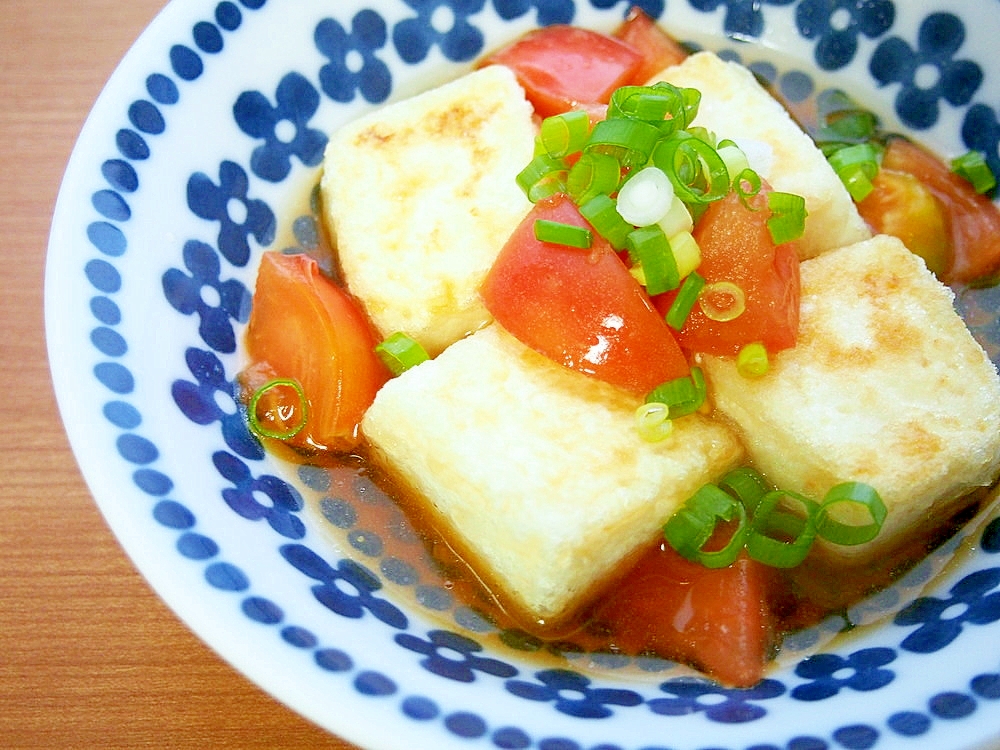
<box><xmin>505</xmin><ymin>668</ymin><xmax>643</xmax><ymax>718</ymax></box>
<box><xmin>493</xmin><ymin>0</ymin><xmax>575</xmax><ymax>26</ymax></box>
<box><xmin>395</xmin><ymin>629</ymin><xmax>520</xmax><ymax>682</ymax></box>
<box><xmin>894</xmin><ymin>567</ymin><xmax>1000</xmax><ymax>653</ymax></box>
<box><xmin>234</xmin><ymin>72</ymin><xmax>328</xmax><ymax>183</ymax></box>
<box><xmin>790</xmin><ymin>647</ymin><xmax>896</xmax><ymax>701</ymax></box>
<box><xmin>686</xmin><ymin>0</ymin><xmax>796</xmax><ymax>40</ymax></box>
<box><xmin>869</xmin><ymin>12</ymin><xmax>983</xmax><ymax>130</ymax></box>
<box><xmin>796</xmin><ymin>0</ymin><xmax>895</xmax><ymax>71</ymax></box>
<box><xmin>392</xmin><ymin>0</ymin><xmax>487</xmax><ymax>64</ymax></box>
<box><xmin>648</xmin><ymin>676</ymin><xmax>785</xmax><ymax>723</ymax></box>
<box><xmin>315</xmin><ymin>10</ymin><xmax>393</xmax><ymax>105</ymax></box>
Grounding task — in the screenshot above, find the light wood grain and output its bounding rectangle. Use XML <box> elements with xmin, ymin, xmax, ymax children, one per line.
<box><xmin>0</xmin><ymin>2</ymin><xmax>358</xmax><ymax>747</ymax></box>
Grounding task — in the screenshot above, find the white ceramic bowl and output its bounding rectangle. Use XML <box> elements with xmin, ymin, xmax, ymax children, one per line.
<box><xmin>46</xmin><ymin>1</ymin><xmax>1000</xmax><ymax>748</ymax></box>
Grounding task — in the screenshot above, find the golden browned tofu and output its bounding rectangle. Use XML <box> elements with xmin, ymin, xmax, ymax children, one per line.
<box><xmin>321</xmin><ymin>66</ymin><xmax>535</xmax><ymax>356</ymax></box>
<box><xmin>702</xmin><ymin>234</ymin><xmax>1000</xmax><ymax>560</ymax></box>
<box><xmin>362</xmin><ymin>324</ymin><xmax>745</xmax><ymax>622</ymax></box>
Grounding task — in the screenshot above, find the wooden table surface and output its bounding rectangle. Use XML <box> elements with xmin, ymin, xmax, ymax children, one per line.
<box><xmin>0</xmin><ymin>2</ymin><xmax>359</xmax><ymax>747</ymax></box>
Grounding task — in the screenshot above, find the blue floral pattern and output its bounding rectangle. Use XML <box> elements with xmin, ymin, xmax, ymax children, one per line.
<box><xmin>895</xmin><ymin>568</ymin><xmax>1000</xmax><ymax>653</ymax></box>
<box><xmin>869</xmin><ymin>12</ymin><xmax>983</xmax><ymax>129</ymax></box>
<box><xmin>234</xmin><ymin>72</ymin><xmax>327</xmax><ymax>182</ymax></box>
<box><xmin>395</xmin><ymin>629</ymin><xmax>519</xmax><ymax>682</ymax></box>
<box><xmin>796</xmin><ymin>0</ymin><xmax>895</xmax><ymax>71</ymax></box>
<box><xmin>505</xmin><ymin>669</ymin><xmax>643</xmax><ymax>718</ymax></box>
<box><xmin>791</xmin><ymin>648</ymin><xmax>896</xmax><ymax>701</ymax></box>
<box><xmin>52</xmin><ymin>0</ymin><xmax>1000</xmax><ymax>748</ymax></box>
<box><xmin>315</xmin><ymin>11</ymin><xmax>392</xmax><ymax>104</ymax></box>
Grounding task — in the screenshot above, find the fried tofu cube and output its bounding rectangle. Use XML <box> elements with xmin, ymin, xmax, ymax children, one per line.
<box><xmin>701</xmin><ymin>234</ymin><xmax>1000</xmax><ymax>560</ymax></box>
<box><xmin>362</xmin><ymin>324</ymin><xmax>745</xmax><ymax>622</ymax></box>
<box><xmin>649</xmin><ymin>51</ymin><xmax>871</xmax><ymax>260</ymax></box>
<box><xmin>321</xmin><ymin>66</ymin><xmax>535</xmax><ymax>356</ymax></box>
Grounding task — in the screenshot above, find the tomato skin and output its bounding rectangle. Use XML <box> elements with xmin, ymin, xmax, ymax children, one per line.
<box><xmin>612</xmin><ymin>7</ymin><xmax>689</xmax><ymax>85</ymax></box>
<box><xmin>481</xmin><ymin>194</ymin><xmax>690</xmax><ymax>395</ymax></box>
<box><xmin>590</xmin><ymin>541</ymin><xmax>779</xmax><ymax>688</ymax></box>
<box><xmin>655</xmin><ymin>190</ymin><xmax>801</xmax><ymax>357</ymax></box>
<box><xmin>243</xmin><ymin>252</ymin><xmax>388</xmax><ymax>453</ymax></box>
<box><xmin>871</xmin><ymin>138</ymin><xmax>1000</xmax><ymax>284</ymax></box>
<box><xmin>479</xmin><ymin>25</ymin><xmax>643</xmax><ymax>118</ymax></box>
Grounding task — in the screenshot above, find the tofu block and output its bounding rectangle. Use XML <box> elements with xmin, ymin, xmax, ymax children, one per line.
<box><xmin>321</xmin><ymin>66</ymin><xmax>535</xmax><ymax>356</ymax></box>
<box><xmin>649</xmin><ymin>51</ymin><xmax>871</xmax><ymax>260</ymax></box>
<box><xmin>701</xmin><ymin>234</ymin><xmax>1000</xmax><ymax>560</ymax></box>
<box><xmin>362</xmin><ymin>324</ymin><xmax>745</xmax><ymax>622</ymax></box>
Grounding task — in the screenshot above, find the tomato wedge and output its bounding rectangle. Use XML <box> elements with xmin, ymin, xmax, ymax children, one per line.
<box><xmin>242</xmin><ymin>252</ymin><xmax>388</xmax><ymax>454</ymax></box>
<box><xmin>479</xmin><ymin>25</ymin><xmax>642</xmax><ymax>118</ymax></box>
<box><xmin>864</xmin><ymin>137</ymin><xmax>1000</xmax><ymax>284</ymax></box>
<box><xmin>589</xmin><ymin>541</ymin><xmax>780</xmax><ymax>688</ymax></box>
<box><xmin>655</xmin><ymin>190</ymin><xmax>800</xmax><ymax>357</ymax></box>
<box><xmin>613</xmin><ymin>8</ymin><xmax>689</xmax><ymax>84</ymax></box>
<box><xmin>481</xmin><ymin>194</ymin><xmax>689</xmax><ymax>395</ymax></box>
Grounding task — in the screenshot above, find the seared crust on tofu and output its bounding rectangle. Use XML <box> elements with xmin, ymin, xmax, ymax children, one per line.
<box><xmin>649</xmin><ymin>51</ymin><xmax>871</xmax><ymax>260</ymax></box>
<box><xmin>321</xmin><ymin>66</ymin><xmax>535</xmax><ymax>356</ymax></box>
<box><xmin>362</xmin><ymin>325</ymin><xmax>745</xmax><ymax>623</ymax></box>
<box><xmin>701</xmin><ymin>234</ymin><xmax>1000</xmax><ymax>560</ymax></box>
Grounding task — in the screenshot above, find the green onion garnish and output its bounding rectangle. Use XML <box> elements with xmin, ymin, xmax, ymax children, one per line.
<box><xmin>952</xmin><ymin>150</ymin><xmax>997</xmax><ymax>195</ymax></box>
<box><xmin>567</xmin><ymin>151</ymin><xmax>622</xmax><ymax>205</ymax></box>
<box><xmin>534</xmin><ymin>219</ymin><xmax>592</xmax><ymax>248</ymax></box>
<box><xmin>816</xmin><ymin>482</ymin><xmax>888</xmax><ymax>546</ymax></box>
<box><xmin>578</xmin><ymin>193</ymin><xmax>633</xmax><ymax>250</ymax></box>
<box><xmin>718</xmin><ymin>467</ymin><xmax>768</xmax><ymax>515</ymax></box>
<box><xmin>634</xmin><ymin>401</ymin><xmax>674</xmax><ymax>443</ymax></box>
<box><xmin>663</xmin><ymin>484</ymin><xmax>748</xmax><ymax>569</ymax></box>
<box><xmin>746</xmin><ymin>490</ymin><xmax>819</xmax><ymax>568</ymax></box>
<box><xmin>736</xmin><ymin>341</ymin><xmax>769</xmax><ymax>378</ymax></box>
<box><xmin>665</xmin><ymin>271</ymin><xmax>706</xmax><ymax>330</ymax></box>
<box><xmin>617</xmin><ymin>166</ymin><xmax>675</xmax><ymax>226</ymax></box>
<box><xmin>733</xmin><ymin>168</ymin><xmax>763</xmax><ymax>205</ymax></box>
<box><xmin>516</xmin><ymin>154</ymin><xmax>568</xmax><ymax>203</ymax></box>
<box><xmin>766</xmin><ymin>191</ymin><xmax>808</xmax><ymax>245</ymax></box>
<box><xmin>586</xmin><ymin>117</ymin><xmax>662</xmax><ymax>167</ymax></box>
<box><xmin>538</xmin><ymin>110</ymin><xmax>592</xmax><ymax>158</ymax></box>
<box><xmin>375</xmin><ymin>331</ymin><xmax>430</xmax><ymax>376</ymax></box>
<box><xmin>828</xmin><ymin>142</ymin><xmax>881</xmax><ymax>202</ymax></box>
<box><xmin>626</xmin><ymin>224</ymin><xmax>679</xmax><ymax>294</ymax></box>
<box><xmin>699</xmin><ymin>280</ymin><xmax>746</xmax><ymax>322</ymax></box>
<box><xmin>248</xmin><ymin>378</ymin><xmax>308</xmax><ymax>440</ymax></box>
<box><xmin>645</xmin><ymin>367</ymin><xmax>706</xmax><ymax>419</ymax></box>
<box><xmin>652</xmin><ymin>134</ymin><xmax>731</xmax><ymax>205</ymax></box>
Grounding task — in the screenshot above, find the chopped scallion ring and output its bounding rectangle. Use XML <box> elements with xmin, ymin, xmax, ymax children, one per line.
<box><xmin>645</xmin><ymin>367</ymin><xmax>706</xmax><ymax>419</ymax></box>
<box><xmin>746</xmin><ymin>490</ymin><xmax>819</xmax><ymax>568</ymax></box>
<box><xmin>634</xmin><ymin>402</ymin><xmax>674</xmax><ymax>443</ymax></box>
<box><xmin>578</xmin><ymin>193</ymin><xmax>633</xmax><ymax>250</ymax></box>
<box><xmin>766</xmin><ymin>191</ymin><xmax>808</xmax><ymax>245</ymax></box>
<box><xmin>567</xmin><ymin>151</ymin><xmax>622</xmax><ymax>205</ymax></box>
<box><xmin>828</xmin><ymin>142</ymin><xmax>881</xmax><ymax>201</ymax></box>
<box><xmin>665</xmin><ymin>271</ymin><xmax>705</xmax><ymax>330</ymax></box>
<box><xmin>718</xmin><ymin>467</ymin><xmax>768</xmax><ymax>516</ymax></box>
<box><xmin>652</xmin><ymin>134</ymin><xmax>731</xmax><ymax>206</ymax></box>
<box><xmin>626</xmin><ymin>224</ymin><xmax>679</xmax><ymax>294</ymax></box>
<box><xmin>538</xmin><ymin>110</ymin><xmax>591</xmax><ymax>158</ymax></box>
<box><xmin>734</xmin><ymin>168</ymin><xmax>762</xmax><ymax>205</ymax></box>
<box><xmin>952</xmin><ymin>150</ymin><xmax>997</xmax><ymax>195</ymax></box>
<box><xmin>736</xmin><ymin>341</ymin><xmax>769</xmax><ymax>378</ymax></box>
<box><xmin>699</xmin><ymin>281</ymin><xmax>746</xmax><ymax>322</ymax></box>
<box><xmin>663</xmin><ymin>484</ymin><xmax>748</xmax><ymax>569</ymax></box>
<box><xmin>617</xmin><ymin>167</ymin><xmax>675</xmax><ymax>226</ymax></box>
<box><xmin>586</xmin><ymin>117</ymin><xmax>662</xmax><ymax>167</ymax></box>
<box><xmin>534</xmin><ymin>219</ymin><xmax>592</xmax><ymax>248</ymax></box>
<box><xmin>516</xmin><ymin>154</ymin><xmax>568</xmax><ymax>203</ymax></box>
<box><xmin>375</xmin><ymin>331</ymin><xmax>430</xmax><ymax>376</ymax></box>
<box><xmin>248</xmin><ymin>378</ymin><xmax>308</xmax><ymax>440</ymax></box>
<box><xmin>816</xmin><ymin>482</ymin><xmax>887</xmax><ymax>546</ymax></box>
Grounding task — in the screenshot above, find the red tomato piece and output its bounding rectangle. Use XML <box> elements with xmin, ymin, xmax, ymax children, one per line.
<box><xmin>243</xmin><ymin>252</ymin><xmax>388</xmax><ymax>454</ymax></box>
<box><xmin>590</xmin><ymin>541</ymin><xmax>780</xmax><ymax>688</ymax></box>
<box><xmin>655</xmin><ymin>190</ymin><xmax>800</xmax><ymax>357</ymax></box>
<box><xmin>876</xmin><ymin>138</ymin><xmax>1000</xmax><ymax>284</ymax></box>
<box><xmin>613</xmin><ymin>7</ymin><xmax>690</xmax><ymax>85</ymax></box>
<box><xmin>481</xmin><ymin>194</ymin><xmax>689</xmax><ymax>395</ymax></box>
<box><xmin>479</xmin><ymin>25</ymin><xmax>643</xmax><ymax>118</ymax></box>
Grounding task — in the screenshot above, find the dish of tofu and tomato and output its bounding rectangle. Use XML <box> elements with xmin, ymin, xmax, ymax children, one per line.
<box><xmin>46</xmin><ymin>1</ymin><xmax>1000</xmax><ymax>747</ymax></box>
<box><xmin>238</xmin><ymin>15</ymin><xmax>1000</xmax><ymax>688</ymax></box>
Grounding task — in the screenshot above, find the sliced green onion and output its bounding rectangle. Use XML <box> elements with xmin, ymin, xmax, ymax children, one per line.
<box><xmin>767</xmin><ymin>191</ymin><xmax>808</xmax><ymax>245</ymax></box>
<box><xmin>665</xmin><ymin>271</ymin><xmax>706</xmax><ymax>330</ymax></box>
<box><xmin>952</xmin><ymin>150</ymin><xmax>997</xmax><ymax>195</ymax></box>
<box><xmin>657</xmin><ymin>195</ymin><xmax>694</xmax><ymax>238</ymax></box>
<box><xmin>669</xmin><ymin>231</ymin><xmax>701</xmax><ymax>279</ymax></box>
<box><xmin>567</xmin><ymin>151</ymin><xmax>622</xmax><ymax>205</ymax></box>
<box><xmin>538</xmin><ymin>110</ymin><xmax>591</xmax><ymax>158</ymax></box>
<box><xmin>634</xmin><ymin>401</ymin><xmax>674</xmax><ymax>442</ymax></box>
<box><xmin>248</xmin><ymin>378</ymin><xmax>308</xmax><ymax>440</ymax></box>
<box><xmin>617</xmin><ymin>167</ymin><xmax>675</xmax><ymax>226</ymax></box>
<box><xmin>746</xmin><ymin>490</ymin><xmax>819</xmax><ymax>568</ymax></box>
<box><xmin>734</xmin><ymin>168</ymin><xmax>763</xmax><ymax>204</ymax></box>
<box><xmin>516</xmin><ymin>154</ymin><xmax>568</xmax><ymax>203</ymax></box>
<box><xmin>534</xmin><ymin>219</ymin><xmax>592</xmax><ymax>249</ymax></box>
<box><xmin>736</xmin><ymin>341</ymin><xmax>769</xmax><ymax>378</ymax></box>
<box><xmin>718</xmin><ymin>467</ymin><xmax>768</xmax><ymax>515</ymax></box>
<box><xmin>375</xmin><ymin>331</ymin><xmax>429</xmax><ymax>376</ymax></box>
<box><xmin>663</xmin><ymin>484</ymin><xmax>748</xmax><ymax>568</ymax></box>
<box><xmin>578</xmin><ymin>193</ymin><xmax>633</xmax><ymax>250</ymax></box>
<box><xmin>586</xmin><ymin>117</ymin><xmax>662</xmax><ymax>167</ymax></box>
<box><xmin>816</xmin><ymin>482</ymin><xmax>887</xmax><ymax>545</ymax></box>
<box><xmin>651</xmin><ymin>134</ymin><xmax>731</xmax><ymax>206</ymax></box>
<box><xmin>717</xmin><ymin>139</ymin><xmax>750</xmax><ymax>182</ymax></box>
<box><xmin>645</xmin><ymin>367</ymin><xmax>706</xmax><ymax>419</ymax></box>
<box><xmin>828</xmin><ymin>142</ymin><xmax>881</xmax><ymax>201</ymax></box>
<box><xmin>699</xmin><ymin>281</ymin><xmax>746</xmax><ymax>322</ymax></box>
<box><xmin>608</xmin><ymin>85</ymin><xmax>675</xmax><ymax>121</ymax></box>
<box><xmin>626</xmin><ymin>224</ymin><xmax>679</xmax><ymax>294</ymax></box>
